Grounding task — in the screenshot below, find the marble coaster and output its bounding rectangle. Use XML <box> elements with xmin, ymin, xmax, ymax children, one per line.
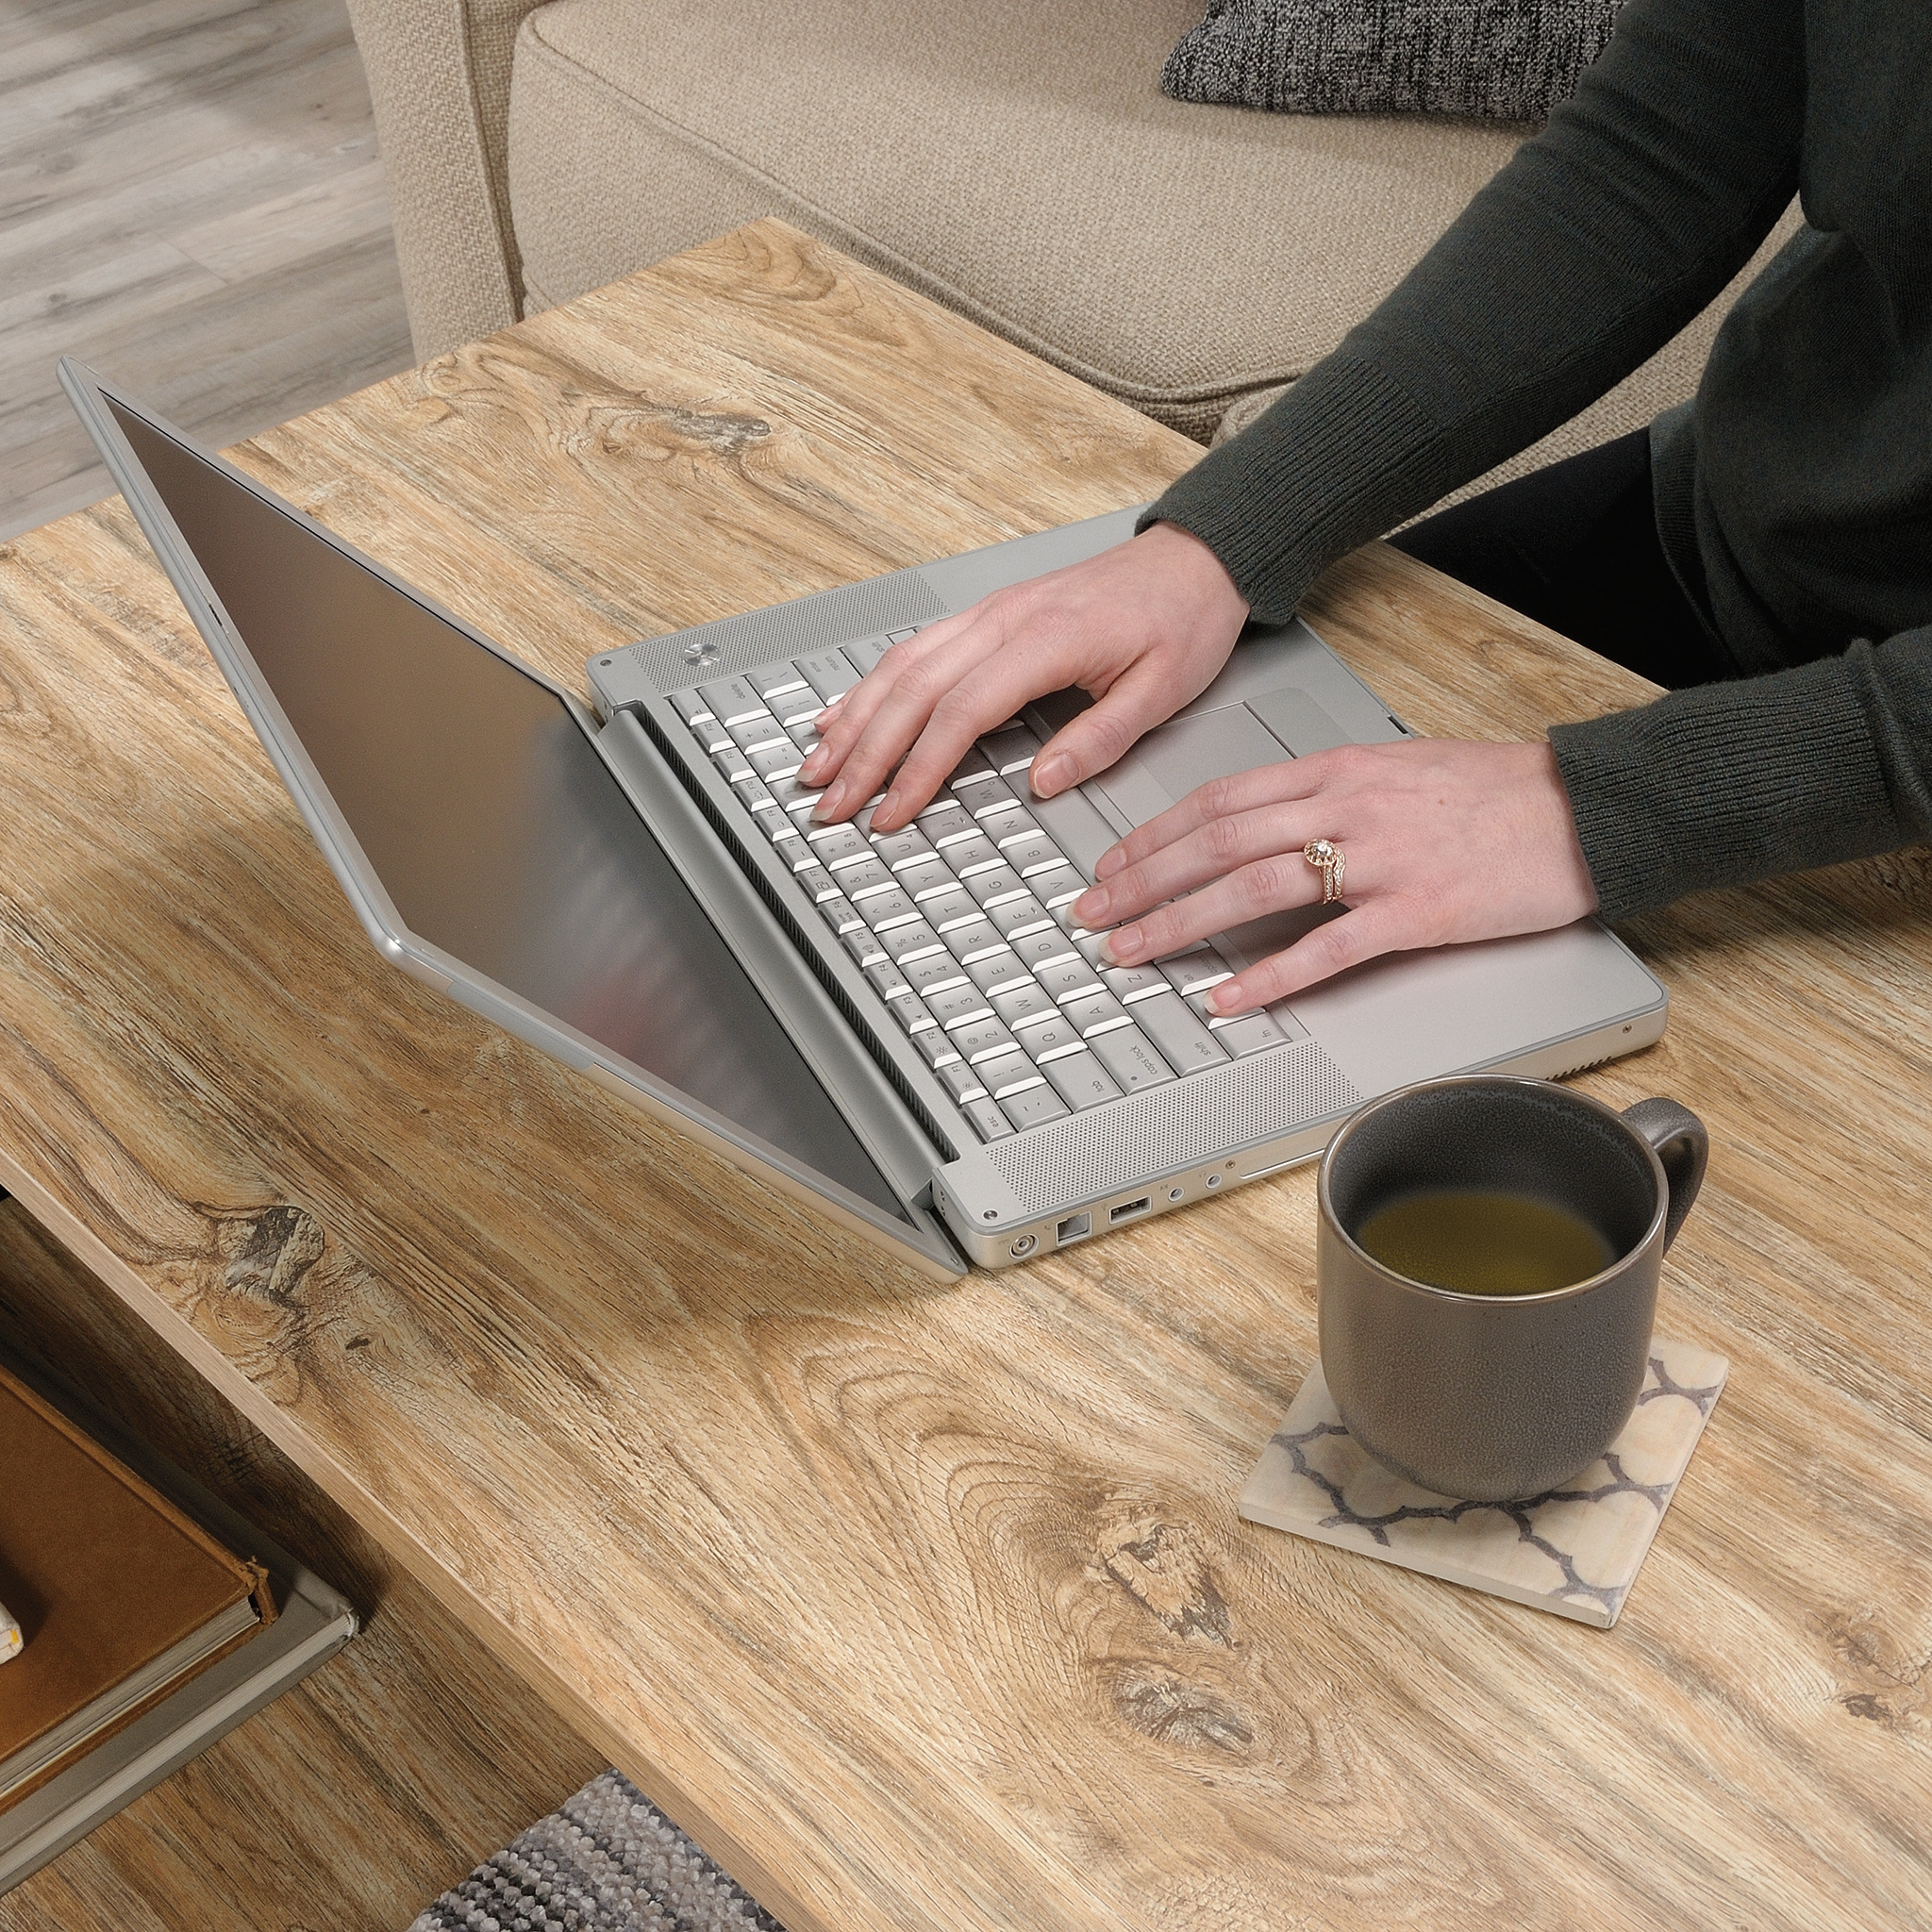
<box><xmin>1240</xmin><ymin>1338</ymin><xmax>1728</xmax><ymax>1628</ymax></box>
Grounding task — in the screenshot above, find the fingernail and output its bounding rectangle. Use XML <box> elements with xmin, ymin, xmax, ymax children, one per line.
<box><xmin>1102</xmin><ymin>924</ymin><xmax>1142</xmax><ymax>964</ymax></box>
<box><xmin>1094</xmin><ymin>848</ymin><xmax>1125</xmax><ymax>881</ymax></box>
<box><xmin>812</xmin><ymin>779</ymin><xmax>846</xmax><ymax>822</ymax></box>
<box><xmin>800</xmin><ymin>748</ymin><xmax>826</xmax><ymax>780</ymax></box>
<box><xmin>1207</xmin><ymin>984</ymin><xmax>1241</xmax><ymax>1016</ymax></box>
<box><xmin>875</xmin><ymin>789</ymin><xmax>903</xmax><ymax>828</ymax></box>
<box><xmin>1074</xmin><ymin>886</ymin><xmax>1108</xmax><ymax>924</ymax></box>
<box><xmin>1031</xmin><ymin>754</ymin><xmax>1072</xmax><ymax>797</ymax></box>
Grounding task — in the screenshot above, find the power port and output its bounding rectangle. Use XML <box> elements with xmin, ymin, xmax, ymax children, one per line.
<box><xmin>1108</xmin><ymin>1195</ymin><xmax>1152</xmax><ymax>1224</ymax></box>
<box><xmin>1056</xmin><ymin>1212</ymin><xmax>1091</xmax><ymax>1245</ymax></box>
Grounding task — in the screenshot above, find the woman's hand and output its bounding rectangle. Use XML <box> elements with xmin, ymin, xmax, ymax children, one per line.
<box><xmin>799</xmin><ymin>523</ymin><xmax>1249</xmax><ymax>833</ymax></box>
<box><xmin>1073</xmin><ymin>739</ymin><xmax>1600</xmax><ymax>1009</ymax></box>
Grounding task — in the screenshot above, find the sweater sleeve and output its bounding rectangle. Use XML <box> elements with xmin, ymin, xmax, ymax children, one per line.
<box><xmin>1143</xmin><ymin>0</ymin><xmax>1805</xmax><ymax>622</ymax></box>
<box><xmin>1548</xmin><ymin>629</ymin><xmax>1932</xmax><ymax>920</ymax></box>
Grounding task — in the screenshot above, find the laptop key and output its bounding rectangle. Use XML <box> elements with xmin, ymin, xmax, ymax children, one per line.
<box><xmin>961</xmin><ymin>1092</ymin><xmax>1015</xmax><ymax>1141</ymax></box>
<box><xmin>1100</xmin><ymin>960</ymin><xmax>1170</xmax><ymax>1004</ymax></box>
<box><xmin>1010</xmin><ymin>926</ymin><xmax>1078</xmax><ymax>972</ymax></box>
<box><xmin>711</xmin><ymin>746</ymin><xmax>755</xmax><ymax>785</ymax></box>
<box><xmin>964</xmin><ymin>864</ymin><xmax>1026</xmax><ymax>908</ymax></box>
<box><xmin>955</xmin><ymin>772</ymin><xmax>1018</xmax><ymax>813</ymax></box>
<box><xmin>917</xmin><ymin>801</ymin><xmax>977</xmax><ymax>844</ymax></box>
<box><xmin>1162</xmin><ymin>950</ymin><xmax>1234</xmax><ymax>1000</ymax></box>
<box><xmin>886</xmin><ymin>991</ymin><xmax>932</xmax><ymax>1034</ymax></box>
<box><xmin>752</xmin><ymin>667</ymin><xmax>810</xmax><ymax>701</ymax></box>
<box><xmin>931</xmin><ymin>983</ymin><xmax>995</xmax><ymax>1030</ymax></box>
<box><xmin>974</xmin><ymin>1047</ymin><xmax>1035</xmax><ymax>1097</ymax></box>
<box><xmin>816</xmin><ymin>891</ymin><xmax>864</xmax><ymax>937</ymax></box>
<box><xmin>870</xmin><ymin>825</ymin><xmax>934</xmax><ymax>867</ymax></box>
<box><xmin>699</xmin><ymin>675</ymin><xmax>768</xmax><ymax>726</ymax></box>
<box><xmin>1035</xmin><ymin>955</ymin><xmax>1104</xmax><ymax>1004</ymax></box>
<box><xmin>987</xmin><ymin>894</ymin><xmax>1052</xmax><ymax>940</ymax></box>
<box><xmin>841</xmin><ymin>635</ymin><xmax>892</xmax><ymax>675</ymax></box>
<box><xmin>953</xmin><ymin>1015</ymin><xmax>1023</xmax><ymax>1064</ymax></box>
<box><xmin>670</xmin><ymin>689</ymin><xmax>712</xmax><ymax>724</ymax></box>
<box><xmin>940</xmin><ymin>833</ymin><xmax>1001</xmax><ymax>875</ymax></box>
<box><xmin>944</xmin><ymin>918</ymin><xmax>1006</xmax><ymax>961</ymax></box>
<box><xmin>991</xmin><ymin>979</ymin><xmax>1058</xmax><ymax>1028</ymax></box>
<box><xmin>1208</xmin><ymin>1008</ymin><xmax>1294</xmax><ymax>1055</ymax></box>
<box><xmin>807</xmin><ymin>824</ymin><xmax>871</xmax><ymax>865</ymax></box>
<box><xmin>1001</xmin><ymin>1081</ymin><xmax>1072</xmax><ymax>1131</ymax></box>
<box><xmin>747</xmin><ymin>742</ymin><xmax>803</xmax><ymax>781</ymax></box>
<box><xmin>1014</xmin><ymin>1009</ymin><xmax>1082</xmax><ymax>1059</ymax></box>
<box><xmin>841</xmin><ymin>925</ymin><xmax>886</xmax><ymax>968</ymax></box>
<box><xmin>880</xmin><ymin>919</ymin><xmax>942</xmax><ymax>961</ymax></box>
<box><xmin>893</xmin><ymin>858</ymin><xmax>955</xmax><ymax>899</ymax></box>
<box><xmin>998</xmin><ymin>832</ymin><xmax>1066</xmax><ymax>876</ymax></box>
<box><xmin>1132</xmin><ymin>991</ymin><xmax>1232</xmax><ymax>1073</ymax></box>
<box><xmin>900</xmin><ymin>950</ymin><xmax>969</xmax><ymax>996</ymax></box>
<box><xmin>859</xmin><ymin>888</ymin><xmax>921</xmax><ymax>930</ymax></box>
<box><xmin>727</xmin><ymin>711</ymin><xmax>785</xmax><ymax>750</ymax></box>
<box><xmin>964</xmin><ymin>949</ymin><xmax>1033</xmax><ymax>997</ymax></box>
<box><xmin>1060</xmin><ymin>989</ymin><xmax>1132</xmax><ymax>1037</ymax></box>
<box><xmin>1088</xmin><ymin>1023</ymin><xmax>1176</xmax><ymax>1092</ymax></box>
<box><xmin>912</xmin><ymin>1029</ymin><xmax>963</xmax><ymax>1071</ymax></box>
<box><xmin>977</xmin><ymin>802</ymin><xmax>1040</xmax><ymax>844</ymax></box>
<box><xmin>836</xmin><ymin>857</ymin><xmax>892</xmax><ymax>895</ymax></box>
<box><xmin>1042</xmin><ymin>1049</ymin><xmax>1124</xmax><ymax>1111</ymax></box>
<box><xmin>793</xmin><ymin>649</ymin><xmax>862</xmax><ymax>703</ymax></box>
<box><xmin>793</xmin><ymin>864</ymin><xmax>840</xmax><ymax>904</ymax></box>
<box><xmin>765</xmin><ymin>773</ymin><xmax>824</xmax><ymax>813</ymax></box>
<box><xmin>937</xmin><ymin>1060</ymin><xmax>988</xmax><ymax>1104</ymax></box>
<box><xmin>920</xmin><ymin>888</ymin><xmax>980</xmax><ymax>931</ymax></box>
<box><xmin>981</xmin><ymin>725</ymin><xmax>1041</xmax><ymax>777</ymax></box>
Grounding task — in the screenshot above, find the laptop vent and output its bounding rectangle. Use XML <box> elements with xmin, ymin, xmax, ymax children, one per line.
<box><xmin>986</xmin><ymin>1041</ymin><xmax>1360</xmax><ymax>1213</ymax></box>
<box><xmin>625</xmin><ymin>570</ymin><xmax>946</xmax><ymax>690</ymax></box>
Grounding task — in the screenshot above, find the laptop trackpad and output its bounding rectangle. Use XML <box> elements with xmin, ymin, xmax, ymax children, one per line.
<box><xmin>1091</xmin><ymin>703</ymin><xmax>1291</xmax><ymax>828</ymax></box>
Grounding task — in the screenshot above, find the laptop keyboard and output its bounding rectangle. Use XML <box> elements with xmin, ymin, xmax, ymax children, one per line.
<box><xmin>668</xmin><ymin>641</ymin><xmax>1299</xmax><ymax>1142</ymax></box>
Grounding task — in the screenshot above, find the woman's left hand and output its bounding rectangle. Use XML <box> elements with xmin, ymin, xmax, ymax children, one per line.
<box><xmin>1071</xmin><ymin>738</ymin><xmax>1600</xmax><ymax>1011</ymax></box>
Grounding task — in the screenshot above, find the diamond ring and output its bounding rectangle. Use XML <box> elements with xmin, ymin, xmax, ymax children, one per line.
<box><xmin>1303</xmin><ymin>838</ymin><xmax>1346</xmax><ymax>904</ymax></box>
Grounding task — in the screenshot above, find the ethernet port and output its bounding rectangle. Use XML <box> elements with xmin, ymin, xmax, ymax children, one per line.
<box><xmin>1056</xmin><ymin>1211</ymin><xmax>1091</xmax><ymax>1245</ymax></box>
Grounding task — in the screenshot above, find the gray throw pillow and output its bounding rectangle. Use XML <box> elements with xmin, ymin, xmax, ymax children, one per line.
<box><xmin>1162</xmin><ymin>0</ymin><xmax>1626</xmax><ymax>121</ymax></box>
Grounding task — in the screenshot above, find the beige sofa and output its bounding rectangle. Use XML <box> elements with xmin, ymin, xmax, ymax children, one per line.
<box><xmin>346</xmin><ymin>0</ymin><xmax>1792</xmax><ymax>488</ymax></box>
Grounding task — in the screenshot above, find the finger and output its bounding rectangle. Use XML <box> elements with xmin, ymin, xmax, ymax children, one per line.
<box><xmin>871</xmin><ymin>621</ymin><xmax>1128</xmax><ymax>827</ymax></box>
<box><xmin>1207</xmin><ymin>899</ymin><xmax>1412</xmax><ymax>1012</ymax></box>
<box><xmin>1030</xmin><ymin>653</ymin><xmax>1220</xmax><ymax>799</ymax></box>
<box><xmin>1091</xmin><ymin>756</ymin><xmax>1326</xmax><ymax>881</ymax></box>
<box><xmin>1073</xmin><ymin>801</ymin><xmax>1324</xmax><ymax>929</ymax></box>
<box><xmin>1102</xmin><ymin>849</ymin><xmax>1324</xmax><ymax>966</ymax></box>
<box><xmin>805</xmin><ymin>610</ymin><xmax>1013</xmax><ymax>819</ymax></box>
<box><xmin>799</xmin><ymin>613</ymin><xmax>974</xmax><ymax>787</ymax></box>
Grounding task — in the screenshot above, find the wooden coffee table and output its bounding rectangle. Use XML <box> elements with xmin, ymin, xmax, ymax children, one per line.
<box><xmin>1</xmin><ymin>221</ymin><xmax>1927</xmax><ymax>1931</ymax></box>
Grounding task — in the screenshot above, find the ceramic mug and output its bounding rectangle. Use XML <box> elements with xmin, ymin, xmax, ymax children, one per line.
<box><xmin>1317</xmin><ymin>1075</ymin><xmax>1707</xmax><ymax>1502</ymax></box>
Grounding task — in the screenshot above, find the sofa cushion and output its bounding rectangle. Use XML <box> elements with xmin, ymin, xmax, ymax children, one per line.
<box><xmin>1163</xmin><ymin>0</ymin><xmax>1625</xmax><ymax>123</ymax></box>
<box><xmin>507</xmin><ymin>0</ymin><xmax>1529</xmax><ymax>441</ymax></box>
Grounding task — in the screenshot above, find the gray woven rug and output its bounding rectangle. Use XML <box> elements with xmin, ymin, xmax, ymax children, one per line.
<box><xmin>409</xmin><ymin>1769</ymin><xmax>788</xmax><ymax>1932</ymax></box>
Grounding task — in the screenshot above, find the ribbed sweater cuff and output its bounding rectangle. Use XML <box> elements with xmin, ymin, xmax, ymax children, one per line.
<box><xmin>1136</xmin><ymin>353</ymin><xmax>1453</xmax><ymax>625</ymax></box>
<box><xmin>1549</xmin><ymin>653</ymin><xmax>1898</xmax><ymax>921</ymax></box>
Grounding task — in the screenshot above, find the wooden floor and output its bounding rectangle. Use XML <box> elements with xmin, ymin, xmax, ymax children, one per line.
<box><xmin>0</xmin><ymin>1198</ymin><xmax>607</xmax><ymax>1932</ymax></box>
<box><xmin>0</xmin><ymin>0</ymin><xmax>414</xmax><ymax>541</ymax></box>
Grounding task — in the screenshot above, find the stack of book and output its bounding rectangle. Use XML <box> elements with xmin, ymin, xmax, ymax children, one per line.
<box><xmin>0</xmin><ymin>1355</ymin><xmax>357</xmax><ymax>1891</ymax></box>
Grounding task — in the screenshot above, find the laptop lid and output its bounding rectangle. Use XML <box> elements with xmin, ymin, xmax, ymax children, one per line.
<box><xmin>60</xmin><ymin>361</ymin><xmax>964</xmax><ymax>1277</ymax></box>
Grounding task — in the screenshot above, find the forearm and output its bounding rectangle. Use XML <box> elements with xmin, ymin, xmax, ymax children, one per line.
<box><xmin>1148</xmin><ymin>0</ymin><xmax>1805</xmax><ymax>621</ymax></box>
<box><xmin>1549</xmin><ymin>629</ymin><xmax>1932</xmax><ymax>920</ymax></box>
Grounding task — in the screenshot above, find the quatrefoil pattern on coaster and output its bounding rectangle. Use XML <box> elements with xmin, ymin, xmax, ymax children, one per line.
<box><xmin>1240</xmin><ymin>1338</ymin><xmax>1728</xmax><ymax>1628</ymax></box>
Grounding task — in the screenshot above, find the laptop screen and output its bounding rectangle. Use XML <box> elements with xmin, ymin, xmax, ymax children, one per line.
<box><xmin>102</xmin><ymin>395</ymin><xmax>910</xmax><ymax>1224</ymax></box>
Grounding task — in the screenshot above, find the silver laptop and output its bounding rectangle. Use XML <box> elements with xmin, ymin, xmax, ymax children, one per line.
<box><xmin>64</xmin><ymin>360</ymin><xmax>1666</xmax><ymax>1278</ymax></box>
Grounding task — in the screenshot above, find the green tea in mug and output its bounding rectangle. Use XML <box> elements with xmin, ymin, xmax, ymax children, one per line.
<box><xmin>1354</xmin><ymin>1188</ymin><xmax>1617</xmax><ymax>1296</ymax></box>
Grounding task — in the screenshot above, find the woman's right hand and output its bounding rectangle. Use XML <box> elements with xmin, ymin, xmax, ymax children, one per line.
<box><xmin>798</xmin><ymin>521</ymin><xmax>1251</xmax><ymax>835</ymax></box>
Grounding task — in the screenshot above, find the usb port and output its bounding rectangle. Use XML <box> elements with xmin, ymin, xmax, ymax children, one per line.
<box><xmin>1056</xmin><ymin>1212</ymin><xmax>1091</xmax><ymax>1245</ymax></box>
<box><xmin>1108</xmin><ymin>1196</ymin><xmax>1151</xmax><ymax>1224</ymax></box>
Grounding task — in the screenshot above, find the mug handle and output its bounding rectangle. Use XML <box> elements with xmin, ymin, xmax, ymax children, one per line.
<box><xmin>1621</xmin><ymin>1098</ymin><xmax>1709</xmax><ymax>1253</ymax></box>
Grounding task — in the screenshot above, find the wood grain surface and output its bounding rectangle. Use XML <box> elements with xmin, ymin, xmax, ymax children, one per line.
<box><xmin>0</xmin><ymin>1200</ymin><xmax>604</xmax><ymax>1932</ymax></box>
<box><xmin>0</xmin><ymin>219</ymin><xmax>1926</xmax><ymax>1931</ymax></box>
<box><xmin>0</xmin><ymin>0</ymin><xmax>411</xmax><ymax>541</ymax></box>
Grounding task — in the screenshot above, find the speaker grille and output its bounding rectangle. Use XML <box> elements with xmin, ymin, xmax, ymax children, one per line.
<box><xmin>986</xmin><ymin>1041</ymin><xmax>1361</xmax><ymax>1212</ymax></box>
<box><xmin>627</xmin><ymin>570</ymin><xmax>946</xmax><ymax>691</ymax></box>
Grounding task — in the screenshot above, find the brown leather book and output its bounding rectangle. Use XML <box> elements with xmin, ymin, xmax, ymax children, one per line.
<box><xmin>0</xmin><ymin>1361</ymin><xmax>275</xmax><ymax>1809</ymax></box>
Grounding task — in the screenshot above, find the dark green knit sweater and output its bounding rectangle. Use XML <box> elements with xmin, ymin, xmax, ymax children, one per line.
<box><xmin>1144</xmin><ymin>0</ymin><xmax>1932</xmax><ymax>921</ymax></box>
